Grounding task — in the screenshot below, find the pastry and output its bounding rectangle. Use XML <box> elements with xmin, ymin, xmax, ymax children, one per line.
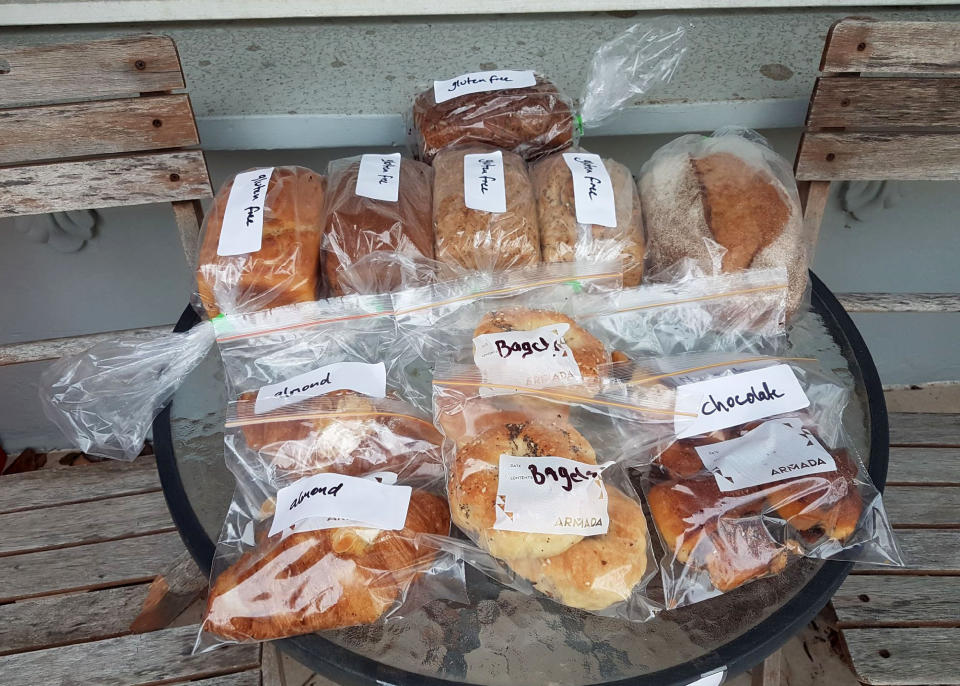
<box><xmin>197</xmin><ymin>166</ymin><xmax>325</xmax><ymax>317</ymax></box>
<box><xmin>531</xmin><ymin>153</ymin><xmax>645</xmax><ymax>286</ymax></box>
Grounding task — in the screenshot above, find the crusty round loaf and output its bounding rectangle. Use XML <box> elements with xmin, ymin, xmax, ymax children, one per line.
<box><xmin>202</xmin><ymin>490</ymin><xmax>449</xmax><ymax>641</ymax></box>
<box><xmin>448</xmin><ymin>420</ymin><xmax>597</xmax><ymax>559</ymax></box>
<box><xmin>531</xmin><ymin>152</ymin><xmax>645</xmax><ymax>286</ymax></box>
<box><xmin>432</xmin><ymin>145</ymin><xmax>540</xmax><ymax>272</ymax></box>
<box><xmin>639</xmin><ymin>133</ymin><xmax>806</xmax><ymax>310</ymax></box>
<box><xmin>505</xmin><ymin>487</ymin><xmax>649</xmax><ymax>611</ymax></box>
<box><xmin>197</xmin><ymin>166</ymin><xmax>325</xmax><ymax>317</ymax></box>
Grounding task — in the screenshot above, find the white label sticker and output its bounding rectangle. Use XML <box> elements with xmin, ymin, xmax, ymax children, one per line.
<box><xmin>463</xmin><ymin>151</ymin><xmax>507</xmax><ymax>213</ymax></box>
<box><xmin>217</xmin><ymin>167</ymin><xmax>275</xmax><ymax>256</ymax></box>
<box><xmin>355</xmin><ymin>153</ymin><xmax>401</xmax><ymax>202</ymax></box>
<box><xmin>473</xmin><ymin>323</ymin><xmax>583</xmax><ymax>395</ymax></box>
<box><xmin>695</xmin><ymin>418</ymin><xmax>837</xmax><ymax>492</ymax></box>
<box><xmin>254</xmin><ymin>361</ymin><xmax>386</xmax><ymax>414</ymax></box>
<box><xmin>433</xmin><ymin>69</ymin><xmax>537</xmax><ymax>104</ymax></box>
<box><xmin>687</xmin><ymin>670</ymin><xmax>726</xmax><ymax>686</ymax></box>
<box><xmin>268</xmin><ymin>471</ymin><xmax>411</xmax><ymax>537</ymax></box>
<box><xmin>493</xmin><ymin>455</ymin><xmax>610</xmax><ymax>536</ymax></box>
<box><xmin>674</xmin><ymin>364</ymin><xmax>809</xmax><ymax>438</ymax></box>
<box><xmin>562</xmin><ymin>153</ymin><xmax>617</xmax><ymax>228</ymax></box>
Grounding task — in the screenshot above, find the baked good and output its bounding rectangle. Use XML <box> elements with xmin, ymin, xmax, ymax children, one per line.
<box><xmin>197</xmin><ymin>166</ymin><xmax>325</xmax><ymax>317</ymax></box>
<box><xmin>448</xmin><ymin>420</ymin><xmax>597</xmax><ymax>559</ymax></box>
<box><xmin>531</xmin><ymin>153</ymin><xmax>645</xmax><ymax>286</ymax></box>
<box><xmin>432</xmin><ymin>146</ymin><xmax>540</xmax><ymax>272</ymax></box>
<box><xmin>703</xmin><ymin>516</ymin><xmax>790</xmax><ymax>592</ymax></box>
<box><xmin>323</xmin><ymin>157</ymin><xmax>435</xmax><ymax>296</ymax></box>
<box><xmin>639</xmin><ymin>132</ymin><xmax>807</xmax><ymax>310</ymax></box>
<box><xmin>506</xmin><ymin>487</ymin><xmax>649</xmax><ymax>610</ymax></box>
<box><xmin>473</xmin><ymin>307</ymin><xmax>610</xmax><ymax>380</ymax></box>
<box><xmin>412</xmin><ymin>75</ymin><xmax>573</xmax><ymax>162</ymax></box>
<box><xmin>202</xmin><ymin>490</ymin><xmax>449</xmax><ymax>641</ymax></box>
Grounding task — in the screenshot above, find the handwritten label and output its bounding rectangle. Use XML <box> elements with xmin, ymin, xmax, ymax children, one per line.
<box><xmin>268</xmin><ymin>471</ymin><xmax>411</xmax><ymax>537</ymax></box>
<box><xmin>473</xmin><ymin>323</ymin><xmax>583</xmax><ymax>395</ymax></box>
<box><xmin>355</xmin><ymin>153</ymin><xmax>401</xmax><ymax>202</ymax></box>
<box><xmin>674</xmin><ymin>364</ymin><xmax>809</xmax><ymax>438</ymax></box>
<box><xmin>695</xmin><ymin>418</ymin><xmax>837</xmax><ymax>492</ymax></box>
<box><xmin>433</xmin><ymin>69</ymin><xmax>536</xmax><ymax>104</ymax></box>
<box><xmin>562</xmin><ymin>153</ymin><xmax>617</xmax><ymax>228</ymax></box>
<box><xmin>253</xmin><ymin>361</ymin><xmax>386</xmax><ymax>414</ymax></box>
<box><xmin>493</xmin><ymin>455</ymin><xmax>610</xmax><ymax>536</ymax></box>
<box><xmin>463</xmin><ymin>151</ymin><xmax>507</xmax><ymax>213</ymax></box>
<box><xmin>217</xmin><ymin>167</ymin><xmax>275</xmax><ymax>256</ymax></box>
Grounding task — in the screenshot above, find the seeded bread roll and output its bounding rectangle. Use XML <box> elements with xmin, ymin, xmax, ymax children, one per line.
<box><xmin>532</xmin><ymin>152</ymin><xmax>645</xmax><ymax>286</ymax></box>
<box><xmin>433</xmin><ymin>146</ymin><xmax>540</xmax><ymax>272</ymax></box>
<box><xmin>412</xmin><ymin>75</ymin><xmax>573</xmax><ymax>162</ymax></box>
<box><xmin>639</xmin><ymin>131</ymin><xmax>807</xmax><ymax>310</ymax></box>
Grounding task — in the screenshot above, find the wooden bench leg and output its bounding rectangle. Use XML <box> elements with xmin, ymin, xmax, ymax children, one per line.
<box><xmin>751</xmin><ymin>649</ymin><xmax>782</xmax><ymax>686</ymax></box>
<box><xmin>129</xmin><ymin>550</ymin><xmax>207</xmax><ymax>633</ymax></box>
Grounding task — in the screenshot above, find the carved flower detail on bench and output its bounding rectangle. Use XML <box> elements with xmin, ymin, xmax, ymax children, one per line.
<box><xmin>13</xmin><ymin>210</ymin><xmax>98</xmax><ymax>253</ymax></box>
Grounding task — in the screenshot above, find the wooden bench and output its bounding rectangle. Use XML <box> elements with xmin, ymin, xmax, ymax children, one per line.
<box><xmin>796</xmin><ymin>18</ymin><xmax>960</xmax><ymax>686</ymax></box>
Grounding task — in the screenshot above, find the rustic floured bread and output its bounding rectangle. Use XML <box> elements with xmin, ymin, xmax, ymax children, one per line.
<box><xmin>433</xmin><ymin>146</ymin><xmax>540</xmax><ymax>272</ymax></box>
<box><xmin>197</xmin><ymin>166</ymin><xmax>325</xmax><ymax>317</ymax></box>
<box><xmin>531</xmin><ymin>153</ymin><xmax>645</xmax><ymax>286</ymax></box>
<box><xmin>412</xmin><ymin>75</ymin><xmax>573</xmax><ymax>162</ymax></box>
<box><xmin>639</xmin><ymin>131</ymin><xmax>807</xmax><ymax>310</ymax></box>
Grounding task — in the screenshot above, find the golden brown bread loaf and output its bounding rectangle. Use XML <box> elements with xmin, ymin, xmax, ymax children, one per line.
<box><xmin>412</xmin><ymin>75</ymin><xmax>573</xmax><ymax>162</ymax></box>
<box><xmin>639</xmin><ymin>133</ymin><xmax>807</xmax><ymax>310</ymax></box>
<box><xmin>432</xmin><ymin>146</ymin><xmax>540</xmax><ymax>272</ymax></box>
<box><xmin>202</xmin><ymin>490</ymin><xmax>450</xmax><ymax>642</ymax></box>
<box><xmin>197</xmin><ymin>167</ymin><xmax>325</xmax><ymax>317</ymax></box>
<box><xmin>323</xmin><ymin>157</ymin><xmax>434</xmax><ymax>296</ymax></box>
<box><xmin>531</xmin><ymin>153</ymin><xmax>645</xmax><ymax>286</ymax></box>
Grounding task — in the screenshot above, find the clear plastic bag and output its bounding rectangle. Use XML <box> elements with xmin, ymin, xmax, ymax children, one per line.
<box><xmin>411</xmin><ymin>72</ymin><xmax>574</xmax><ymax>163</ymax></box>
<box><xmin>431</xmin><ymin>361</ymin><xmax>675</xmax><ymax>619</ymax></box>
<box><xmin>639</xmin><ymin>127</ymin><xmax>810</xmax><ymax>312</ymax></box>
<box><xmin>611</xmin><ymin>354</ymin><xmax>903</xmax><ymax>607</ymax></box>
<box><xmin>196</xmin><ymin>394</ymin><xmax>463</xmax><ymax>650</ymax></box>
<box><xmin>432</xmin><ymin>145</ymin><xmax>540</xmax><ymax>273</ymax></box>
<box><xmin>531</xmin><ymin>149</ymin><xmax>645</xmax><ymax>285</ymax></box>
<box><xmin>323</xmin><ymin>155</ymin><xmax>436</xmax><ymax>296</ymax></box>
<box><xmin>39</xmin><ymin>322</ymin><xmax>215</xmax><ymax>460</ymax></box>
<box><xmin>196</xmin><ymin>166</ymin><xmax>326</xmax><ymax>317</ymax></box>
<box><xmin>573</xmin><ymin>266</ymin><xmax>789</xmax><ymax>360</ymax></box>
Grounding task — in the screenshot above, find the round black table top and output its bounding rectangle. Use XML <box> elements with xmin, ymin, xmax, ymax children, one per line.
<box><xmin>154</xmin><ymin>272</ymin><xmax>888</xmax><ymax>686</ymax></box>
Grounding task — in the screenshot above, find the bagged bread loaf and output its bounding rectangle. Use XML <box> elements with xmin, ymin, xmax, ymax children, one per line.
<box><xmin>197</xmin><ymin>166</ymin><xmax>325</xmax><ymax>317</ymax></box>
<box><xmin>639</xmin><ymin>128</ymin><xmax>809</xmax><ymax>311</ymax></box>
<box><xmin>412</xmin><ymin>71</ymin><xmax>573</xmax><ymax>162</ymax></box>
<box><xmin>531</xmin><ymin>150</ymin><xmax>644</xmax><ymax>286</ymax></box>
<box><xmin>432</xmin><ymin>146</ymin><xmax>540</xmax><ymax>272</ymax></box>
<box><xmin>323</xmin><ymin>154</ymin><xmax>435</xmax><ymax>296</ymax></box>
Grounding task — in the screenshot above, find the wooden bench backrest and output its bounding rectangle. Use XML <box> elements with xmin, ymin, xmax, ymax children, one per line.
<box><xmin>796</xmin><ymin>18</ymin><xmax>960</xmax><ymax>315</ymax></box>
<box><xmin>0</xmin><ymin>35</ymin><xmax>213</xmax><ymax>365</ymax></box>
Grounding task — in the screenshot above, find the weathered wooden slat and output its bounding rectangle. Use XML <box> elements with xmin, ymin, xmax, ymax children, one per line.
<box><xmin>835</xmin><ymin>576</ymin><xmax>960</xmax><ymax>627</ymax></box>
<box><xmin>0</xmin><ymin>491</ymin><xmax>173</xmax><ymax>556</ymax></box>
<box><xmin>0</xmin><ymin>457</ymin><xmax>160</xmax><ymax>514</ymax></box>
<box><xmin>843</xmin><ymin>628</ymin><xmax>960</xmax><ymax>685</ymax></box>
<box><xmin>889</xmin><ymin>413</ymin><xmax>960</xmax><ymax>447</ymax></box>
<box><xmin>0</xmin><ymin>531</ymin><xmax>184</xmax><ymax>602</ymax></box>
<box><xmin>0</xmin><ymin>150</ymin><xmax>211</xmax><ymax>218</ymax></box>
<box><xmin>0</xmin><ymin>584</ymin><xmax>150</xmax><ymax>656</ymax></box>
<box><xmin>852</xmin><ymin>530</ymin><xmax>960</xmax><ymax>573</ymax></box>
<box><xmin>835</xmin><ymin>292</ymin><xmax>960</xmax><ymax>313</ymax></box>
<box><xmin>887</xmin><ymin>448</ymin><xmax>960</xmax><ymax>485</ymax></box>
<box><xmin>796</xmin><ymin>132</ymin><xmax>960</xmax><ymax>181</ymax></box>
<box><xmin>0</xmin><ymin>94</ymin><xmax>199</xmax><ymax>166</ymax></box>
<box><xmin>0</xmin><ymin>324</ymin><xmax>172</xmax><ymax>366</ymax></box>
<box><xmin>883</xmin><ymin>486</ymin><xmax>960</xmax><ymax>528</ymax></box>
<box><xmin>0</xmin><ymin>35</ymin><xmax>184</xmax><ymax>108</ymax></box>
<box><xmin>823</xmin><ymin>20</ymin><xmax>960</xmax><ymax>75</ymax></box>
<box><xmin>808</xmin><ymin>78</ymin><xmax>960</xmax><ymax>131</ymax></box>
<box><xmin>189</xmin><ymin>671</ymin><xmax>262</xmax><ymax>686</ymax></box>
<box><xmin>0</xmin><ymin>624</ymin><xmax>259</xmax><ymax>686</ymax></box>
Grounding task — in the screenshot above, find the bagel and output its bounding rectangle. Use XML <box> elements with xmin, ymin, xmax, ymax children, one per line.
<box><xmin>449</xmin><ymin>420</ymin><xmax>597</xmax><ymax>559</ymax></box>
<box><xmin>506</xmin><ymin>487</ymin><xmax>649</xmax><ymax>611</ymax></box>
